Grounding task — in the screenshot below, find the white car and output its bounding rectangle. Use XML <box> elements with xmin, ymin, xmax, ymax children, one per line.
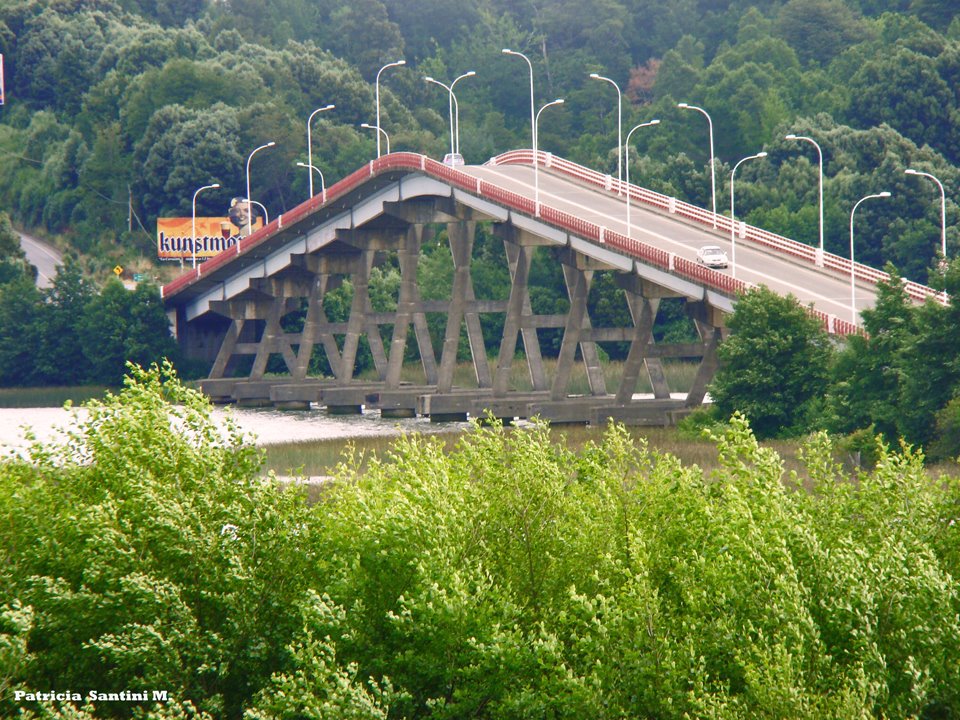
<box><xmin>696</xmin><ymin>245</ymin><xmax>729</xmax><ymax>269</ymax></box>
<box><xmin>443</xmin><ymin>153</ymin><xmax>465</xmax><ymax>167</ymax></box>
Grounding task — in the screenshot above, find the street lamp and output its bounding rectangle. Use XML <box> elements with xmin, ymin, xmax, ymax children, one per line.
<box><xmin>245</xmin><ymin>141</ymin><xmax>275</xmax><ymax>238</ymax></box>
<box><xmin>191</xmin><ymin>182</ymin><xmax>220</xmax><ymax>269</ymax></box>
<box><xmin>785</xmin><ymin>133</ymin><xmax>825</xmax><ymax>265</ymax></box>
<box><xmin>590</xmin><ymin>72</ymin><xmax>623</xmax><ymax>190</ymax></box>
<box><xmin>850</xmin><ymin>191</ymin><xmax>891</xmax><ymax>324</ymax></box>
<box><xmin>502</xmin><ymin>49</ymin><xmax>535</xmax><ymax>163</ymax></box>
<box><xmin>375</xmin><ymin>60</ymin><xmax>405</xmax><ymax>158</ymax></box>
<box><xmin>249</xmin><ymin>199</ymin><xmax>269</xmax><ymax>226</ymax></box>
<box><xmin>534</xmin><ymin>99</ymin><xmax>564</xmax><ymax>217</ymax></box>
<box><xmin>306</xmin><ymin>104</ymin><xmax>335</xmax><ymax>198</ymax></box>
<box><xmin>678</xmin><ymin>102</ymin><xmax>717</xmax><ymax>227</ymax></box>
<box><xmin>360</xmin><ymin>123</ymin><xmax>390</xmax><ymax>155</ymax></box>
<box><xmin>730</xmin><ymin>151</ymin><xmax>767</xmax><ymax>278</ymax></box>
<box><xmin>624</xmin><ymin>119</ymin><xmax>661</xmax><ymax>238</ymax></box>
<box><xmin>297</xmin><ymin>162</ymin><xmax>326</xmax><ymax>203</ymax></box>
<box><xmin>905</xmin><ymin>167</ymin><xmax>947</xmax><ymax>273</ymax></box>
<box><xmin>425</xmin><ymin>71</ymin><xmax>476</xmax><ymax>161</ymax></box>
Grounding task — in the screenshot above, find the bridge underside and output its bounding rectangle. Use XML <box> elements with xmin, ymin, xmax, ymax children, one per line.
<box><xmin>175</xmin><ymin>186</ymin><xmax>730</xmax><ymax>426</ymax></box>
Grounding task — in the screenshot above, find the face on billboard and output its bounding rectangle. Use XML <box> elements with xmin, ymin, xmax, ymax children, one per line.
<box><xmin>228</xmin><ymin>197</ymin><xmax>252</xmax><ymax>233</ymax></box>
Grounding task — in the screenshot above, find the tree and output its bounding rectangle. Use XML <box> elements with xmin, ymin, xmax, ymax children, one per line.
<box><xmin>0</xmin><ymin>276</ymin><xmax>46</xmax><ymax>386</ymax></box>
<box><xmin>33</xmin><ymin>258</ymin><xmax>96</xmax><ymax>385</ymax></box>
<box><xmin>775</xmin><ymin>0</ymin><xmax>872</xmax><ymax>65</ymax></box>
<box><xmin>78</xmin><ymin>279</ymin><xmax>178</xmax><ymax>385</ymax></box>
<box><xmin>824</xmin><ymin>266</ymin><xmax>916</xmax><ymax>440</ymax></box>
<box><xmin>709</xmin><ymin>285</ymin><xmax>832</xmax><ymax>438</ymax></box>
<box><xmin>0</xmin><ymin>212</ymin><xmax>35</xmax><ymax>285</ymax></box>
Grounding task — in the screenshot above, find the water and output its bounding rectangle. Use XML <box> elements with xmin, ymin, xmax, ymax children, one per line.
<box><xmin>0</xmin><ymin>405</ymin><xmax>470</xmax><ymax>458</ymax></box>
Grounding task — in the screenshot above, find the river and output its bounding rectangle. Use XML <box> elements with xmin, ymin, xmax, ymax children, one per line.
<box><xmin>0</xmin><ymin>405</ymin><xmax>468</xmax><ymax>458</ymax></box>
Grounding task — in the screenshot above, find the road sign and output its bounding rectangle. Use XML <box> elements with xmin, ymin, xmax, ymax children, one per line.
<box><xmin>113</xmin><ymin>265</ymin><xmax>123</xmax><ymax>276</ymax></box>
<box><xmin>133</xmin><ymin>273</ymin><xmax>145</xmax><ymax>282</ymax></box>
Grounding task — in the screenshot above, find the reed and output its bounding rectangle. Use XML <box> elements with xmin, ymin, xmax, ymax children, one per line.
<box><xmin>261</xmin><ymin>422</ymin><xmax>807</xmax><ymax>479</ymax></box>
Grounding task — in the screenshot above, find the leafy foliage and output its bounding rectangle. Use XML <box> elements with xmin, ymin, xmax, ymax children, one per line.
<box><xmin>710</xmin><ymin>285</ymin><xmax>832</xmax><ymax>438</ymax></box>
<box><xmin>4</xmin><ymin>372</ymin><xmax>960</xmax><ymax>717</ymax></box>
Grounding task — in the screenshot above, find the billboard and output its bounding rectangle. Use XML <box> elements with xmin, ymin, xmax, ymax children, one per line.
<box><xmin>156</xmin><ymin>216</ymin><xmax>262</xmax><ymax>262</ymax></box>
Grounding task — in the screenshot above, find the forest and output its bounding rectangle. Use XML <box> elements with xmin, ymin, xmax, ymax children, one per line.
<box><xmin>0</xmin><ymin>0</ymin><xmax>957</xmax><ymax>282</ymax></box>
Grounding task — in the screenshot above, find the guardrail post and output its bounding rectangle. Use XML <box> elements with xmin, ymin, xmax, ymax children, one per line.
<box><xmin>738</xmin><ymin>220</ymin><xmax>747</xmax><ymax>239</ymax></box>
<box><xmin>599</xmin><ymin>227</ymin><xmax>606</xmax><ymax>244</ymax></box>
<box><xmin>669</xmin><ymin>253</ymin><xmax>674</xmax><ymax>271</ymax></box>
<box><xmin>668</xmin><ymin>197</ymin><xmax>676</xmax><ymax>214</ymax></box>
<box><xmin>605</xmin><ymin>175</ymin><xmax>612</xmax><ymax>191</ymax></box>
<box><xmin>545</xmin><ymin>152</ymin><xmax>553</xmax><ymax>168</ymax></box>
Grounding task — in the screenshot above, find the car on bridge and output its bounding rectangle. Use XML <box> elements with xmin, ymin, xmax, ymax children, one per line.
<box><xmin>696</xmin><ymin>245</ymin><xmax>729</xmax><ymax>269</ymax></box>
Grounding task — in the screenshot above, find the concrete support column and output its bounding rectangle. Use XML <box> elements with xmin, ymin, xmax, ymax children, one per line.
<box><xmin>493</xmin><ymin>242</ymin><xmax>534</xmax><ymax>396</ymax></box>
<box><xmin>338</xmin><ymin>250</ymin><xmax>375</xmax><ymax>383</ymax></box>
<box><xmin>551</xmin><ymin>265</ymin><xmax>594</xmax><ymax>400</ymax></box>
<box><xmin>503</xmin><ymin>241</ymin><xmax>547</xmax><ymax>391</ymax></box>
<box><xmin>386</xmin><ymin>225</ymin><xmax>423</xmax><ymax>387</ymax></box>
<box><xmin>438</xmin><ymin>221</ymin><xmax>489</xmax><ymax>392</ymax></box>
<box><xmin>615</xmin><ymin>294</ymin><xmax>659</xmax><ymax>404</ymax></box>
<box><xmin>685</xmin><ymin>316</ymin><xmax>723</xmax><ymax>407</ymax></box>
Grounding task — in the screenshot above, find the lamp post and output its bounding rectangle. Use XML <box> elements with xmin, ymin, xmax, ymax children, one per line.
<box><xmin>785</xmin><ymin>133</ymin><xmax>824</xmax><ymax>266</ymax></box>
<box><xmin>502</xmin><ymin>49</ymin><xmax>535</xmax><ymax>163</ymax></box>
<box><xmin>306</xmin><ymin>104</ymin><xmax>335</xmax><ymax>198</ymax></box>
<box><xmin>245</xmin><ymin>141</ymin><xmax>275</xmax><ymax>238</ymax></box>
<box><xmin>730</xmin><ymin>151</ymin><xmax>767</xmax><ymax>278</ymax></box>
<box><xmin>249</xmin><ymin>199</ymin><xmax>269</xmax><ymax>226</ymax></box>
<box><xmin>850</xmin><ymin>191</ymin><xmax>891</xmax><ymax>323</ymax></box>
<box><xmin>375</xmin><ymin>60</ymin><xmax>405</xmax><ymax>158</ymax></box>
<box><xmin>678</xmin><ymin>102</ymin><xmax>717</xmax><ymax>227</ymax></box>
<box><xmin>360</xmin><ymin>123</ymin><xmax>390</xmax><ymax>155</ymax></box>
<box><xmin>425</xmin><ymin>71</ymin><xmax>476</xmax><ymax>161</ymax></box>
<box><xmin>905</xmin><ymin>168</ymin><xmax>947</xmax><ymax>292</ymax></box>
<box><xmin>297</xmin><ymin>162</ymin><xmax>326</xmax><ymax>203</ymax></box>
<box><xmin>534</xmin><ymin>99</ymin><xmax>564</xmax><ymax>217</ymax></box>
<box><xmin>451</xmin><ymin>71</ymin><xmax>475</xmax><ymax>156</ymax></box>
<box><xmin>624</xmin><ymin>119</ymin><xmax>660</xmax><ymax>238</ymax></box>
<box><xmin>590</xmin><ymin>72</ymin><xmax>623</xmax><ymax>191</ymax></box>
<box><xmin>191</xmin><ymin>182</ymin><xmax>220</xmax><ymax>269</ymax></box>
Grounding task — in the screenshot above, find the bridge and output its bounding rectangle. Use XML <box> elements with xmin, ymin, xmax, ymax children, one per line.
<box><xmin>162</xmin><ymin>150</ymin><xmax>941</xmax><ymax>425</ymax></box>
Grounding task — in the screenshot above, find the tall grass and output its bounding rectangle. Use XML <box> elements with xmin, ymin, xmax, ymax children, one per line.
<box><xmin>262</xmin><ymin>422</ymin><xmax>807</xmax><ymax>479</ymax></box>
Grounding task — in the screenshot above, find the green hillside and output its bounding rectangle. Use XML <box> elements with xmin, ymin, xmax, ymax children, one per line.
<box><xmin>0</xmin><ymin>0</ymin><xmax>957</xmax><ymax>281</ymax></box>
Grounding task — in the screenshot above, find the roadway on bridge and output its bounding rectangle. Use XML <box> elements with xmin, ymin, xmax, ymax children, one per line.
<box><xmin>464</xmin><ymin>163</ymin><xmax>875</xmax><ymax>323</ymax></box>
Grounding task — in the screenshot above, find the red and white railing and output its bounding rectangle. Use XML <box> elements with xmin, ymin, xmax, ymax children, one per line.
<box><xmin>164</xmin><ymin>150</ymin><xmax>944</xmax><ymax>336</ymax></box>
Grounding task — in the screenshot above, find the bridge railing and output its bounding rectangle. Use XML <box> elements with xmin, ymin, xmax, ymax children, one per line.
<box><xmin>487</xmin><ymin>150</ymin><xmax>944</xmax><ymax>307</ymax></box>
<box><xmin>164</xmin><ymin>150</ymin><xmax>897</xmax><ymax>336</ymax></box>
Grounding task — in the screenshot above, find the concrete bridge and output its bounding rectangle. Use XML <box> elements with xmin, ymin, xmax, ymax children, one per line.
<box><xmin>162</xmin><ymin>150</ymin><xmax>941</xmax><ymax>425</ymax></box>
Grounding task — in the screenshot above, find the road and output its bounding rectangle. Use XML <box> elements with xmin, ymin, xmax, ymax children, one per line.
<box><xmin>18</xmin><ymin>229</ymin><xmax>62</xmax><ymax>288</ymax></box>
<box><xmin>463</xmin><ymin>163</ymin><xmax>877</xmax><ymax>322</ymax></box>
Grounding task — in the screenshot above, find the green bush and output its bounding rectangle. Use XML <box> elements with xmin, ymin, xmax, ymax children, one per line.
<box><xmin>2</xmin><ymin>368</ymin><xmax>959</xmax><ymax>718</ymax></box>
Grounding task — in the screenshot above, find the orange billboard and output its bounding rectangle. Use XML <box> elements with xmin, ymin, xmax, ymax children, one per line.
<box><xmin>156</xmin><ymin>217</ymin><xmax>261</xmax><ymax>262</ymax></box>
